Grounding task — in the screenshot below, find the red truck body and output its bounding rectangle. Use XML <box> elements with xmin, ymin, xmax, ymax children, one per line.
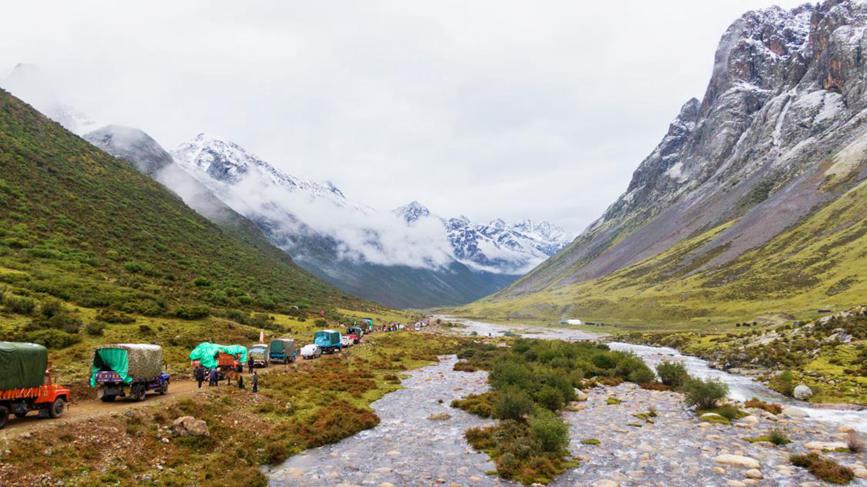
<box><xmin>0</xmin><ymin>378</ymin><xmax>71</xmax><ymax>429</ymax></box>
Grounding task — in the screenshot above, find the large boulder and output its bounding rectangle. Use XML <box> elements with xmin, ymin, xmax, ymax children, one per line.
<box><xmin>793</xmin><ymin>384</ymin><xmax>813</xmax><ymax>400</ymax></box>
<box><xmin>171</xmin><ymin>416</ymin><xmax>210</xmax><ymax>437</ymax></box>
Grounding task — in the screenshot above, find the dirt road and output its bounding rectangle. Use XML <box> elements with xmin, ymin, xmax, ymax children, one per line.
<box><xmin>0</xmin><ymin>360</ymin><xmax>306</xmax><ymax>440</ymax></box>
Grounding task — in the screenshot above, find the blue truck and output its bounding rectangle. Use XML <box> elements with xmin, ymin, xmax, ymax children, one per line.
<box><xmin>313</xmin><ymin>330</ymin><xmax>342</xmax><ymax>354</ymax></box>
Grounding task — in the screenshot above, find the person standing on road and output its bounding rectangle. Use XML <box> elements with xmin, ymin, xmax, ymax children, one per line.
<box><xmin>247</xmin><ymin>355</ymin><xmax>255</xmax><ymax>373</ymax></box>
<box><xmin>208</xmin><ymin>367</ymin><xmax>217</xmax><ymax>387</ymax></box>
<box><xmin>251</xmin><ymin>370</ymin><xmax>259</xmax><ymax>393</ymax></box>
<box><xmin>195</xmin><ymin>365</ymin><xmax>205</xmax><ymax>388</ymax></box>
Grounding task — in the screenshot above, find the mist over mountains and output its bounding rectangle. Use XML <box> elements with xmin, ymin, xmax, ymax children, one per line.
<box><xmin>1</xmin><ymin>64</ymin><xmax>568</xmax><ymax>307</ymax></box>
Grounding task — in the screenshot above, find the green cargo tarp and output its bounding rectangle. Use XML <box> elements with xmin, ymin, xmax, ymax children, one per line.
<box><xmin>89</xmin><ymin>344</ymin><xmax>163</xmax><ymax>387</ymax></box>
<box><xmin>189</xmin><ymin>342</ymin><xmax>248</xmax><ymax>369</ymax></box>
<box><xmin>269</xmin><ymin>338</ymin><xmax>295</xmax><ymax>355</ymax></box>
<box><xmin>314</xmin><ymin>330</ymin><xmax>341</xmax><ymax>347</ymax></box>
<box><xmin>0</xmin><ymin>342</ymin><xmax>47</xmax><ymax>390</ymax></box>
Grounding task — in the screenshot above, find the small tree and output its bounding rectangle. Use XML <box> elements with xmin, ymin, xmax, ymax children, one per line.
<box><xmin>682</xmin><ymin>377</ymin><xmax>729</xmax><ymax>409</ymax></box>
<box><xmin>493</xmin><ymin>387</ymin><xmax>534</xmax><ymax>420</ymax></box>
<box><xmin>656</xmin><ymin>360</ymin><xmax>689</xmax><ymax>388</ymax></box>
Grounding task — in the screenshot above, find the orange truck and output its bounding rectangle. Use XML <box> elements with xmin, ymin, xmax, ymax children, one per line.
<box><xmin>0</xmin><ymin>342</ymin><xmax>71</xmax><ymax>429</ymax></box>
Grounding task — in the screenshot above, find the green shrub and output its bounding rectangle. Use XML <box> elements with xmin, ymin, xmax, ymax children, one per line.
<box><xmin>174</xmin><ymin>305</ymin><xmax>210</xmax><ymax>320</ymax></box>
<box><xmin>39</xmin><ymin>299</ymin><xmax>63</xmax><ymax>318</ymax></box>
<box><xmin>534</xmin><ymin>385</ymin><xmax>566</xmax><ymax>411</ymax></box>
<box><xmin>95</xmin><ymin>309</ymin><xmax>135</xmax><ymax>324</ymax></box>
<box><xmin>493</xmin><ymin>387</ymin><xmax>534</xmax><ymax>420</ymax></box>
<box><xmin>24</xmin><ymin>329</ymin><xmax>81</xmax><ymax>349</ymax></box>
<box><xmin>714</xmin><ymin>404</ymin><xmax>745</xmax><ymax>421</ymax></box>
<box><xmin>656</xmin><ymin>360</ymin><xmax>689</xmax><ymax>388</ymax></box>
<box><xmin>682</xmin><ymin>377</ymin><xmax>729</xmax><ymax>409</ymax></box>
<box><xmin>528</xmin><ymin>409</ymin><xmax>569</xmax><ymax>453</ymax></box>
<box><xmin>490</xmin><ymin>359</ymin><xmax>533</xmax><ymax>390</ymax></box>
<box><xmin>627</xmin><ymin>365</ymin><xmax>656</xmax><ymax>385</ymax></box>
<box><xmin>790</xmin><ymin>453</ymin><xmax>854</xmax><ymax>484</ymax></box>
<box><xmin>772</xmin><ymin>370</ymin><xmax>796</xmax><ymax>397</ymax></box>
<box><xmin>3</xmin><ymin>294</ymin><xmax>36</xmax><ymax>315</ymax></box>
<box><xmin>192</xmin><ymin>277</ymin><xmax>212</xmax><ymax>287</ymax></box>
<box><xmin>769</xmin><ymin>429</ymin><xmax>791</xmax><ymax>446</ymax></box>
<box><xmin>85</xmin><ymin>321</ymin><xmax>106</xmax><ymax>336</ymax></box>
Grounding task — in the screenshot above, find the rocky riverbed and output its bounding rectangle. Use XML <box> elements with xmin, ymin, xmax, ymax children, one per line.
<box><xmin>267</xmin><ymin>355</ymin><xmax>505</xmax><ymax>486</ymax></box>
<box><xmin>556</xmin><ymin>382</ymin><xmax>867</xmax><ymax>486</ymax></box>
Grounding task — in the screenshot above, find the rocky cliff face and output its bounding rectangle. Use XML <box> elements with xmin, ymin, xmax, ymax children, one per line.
<box><xmin>502</xmin><ymin>0</ymin><xmax>867</xmax><ymax>298</ymax></box>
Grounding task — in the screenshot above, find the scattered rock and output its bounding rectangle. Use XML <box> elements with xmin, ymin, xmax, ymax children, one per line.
<box><xmin>739</xmin><ymin>415</ymin><xmax>759</xmax><ymax>426</ymax></box>
<box><xmin>574</xmin><ymin>390</ymin><xmax>589</xmax><ymax>402</ymax></box>
<box><xmin>714</xmin><ymin>454</ymin><xmax>761</xmax><ymax>469</ymax></box>
<box><xmin>592</xmin><ymin>480</ymin><xmax>619</xmax><ymax>487</ymax></box>
<box><xmin>171</xmin><ymin>416</ymin><xmax>210</xmax><ymax>437</ymax></box>
<box><xmin>793</xmin><ymin>385</ymin><xmax>813</xmax><ymax>400</ymax></box>
<box><xmin>726</xmin><ymin>481</ymin><xmax>746</xmax><ymax>487</ymax></box>
<box><xmin>853</xmin><ymin>467</ymin><xmax>867</xmax><ymax>479</ymax></box>
<box><xmin>565</xmin><ymin>402</ymin><xmax>585</xmax><ymax>412</ymax></box>
<box><xmin>427</xmin><ymin>412</ymin><xmax>451</xmax><ymax>421</ymax></box>
<box><xmin>744</xmin><ymin>468</ymin><xmax>763</xmax><ymax>479</ymax></box>
<box><xmin>781</xmin><ymin>406</ymin><xmax>807</xmax><ymax>418</ymax></box>
<box><xmin>804</xmin><ymin>441</ymin><xmax>848</xmax><ymax>451</ymax></box>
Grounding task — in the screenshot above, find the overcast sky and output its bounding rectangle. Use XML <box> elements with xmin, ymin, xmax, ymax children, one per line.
<box><xmin>0</xmin><ymin>0</ymin><xmax>806</xmax><ymax>235</ymax></box>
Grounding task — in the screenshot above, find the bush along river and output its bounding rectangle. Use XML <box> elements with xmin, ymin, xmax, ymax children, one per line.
<box><xmin>269</xmin><ymin>319</ymin><xmax>867</xmax><ymax>486</ymax></box>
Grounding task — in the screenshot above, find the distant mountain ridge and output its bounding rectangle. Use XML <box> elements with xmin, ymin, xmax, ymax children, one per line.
<box><xmin>1</xmin><ymin>63</ymin><xmax>569</xmax><ymax>308</ymax></box>
<box><xmin>468</xmin><ymin>0</ymin><xmax>867</xmax><ymax>325</ymax></box>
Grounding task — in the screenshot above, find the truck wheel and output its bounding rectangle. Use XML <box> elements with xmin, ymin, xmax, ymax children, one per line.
<box><xmin>14</xmin><ymin>411</ymin><xmax>27</xmax><ymax>419</ymax></box>
<box><xmin>159</xmin><ymin>382</ymin><xmax>168</xmax><ymax>395</ymax></box>
<box><xmin>133</xmin><ymin>384</ymin><xmax>146</xmax><ymax>401</ymax></box>
<box><xmin>101</xmin><ymin>395</ymin><xmax>116</xmax><ymax>403</ymax></box>
<box><xmin>49</xmin><ymin>398</ymin><xmax>66</xmax><ymax>418</ymax></box>
<box><xmin>0</xmin><ymin>405</ymin><xmax>8</xmax><ymax>429</ymax></box>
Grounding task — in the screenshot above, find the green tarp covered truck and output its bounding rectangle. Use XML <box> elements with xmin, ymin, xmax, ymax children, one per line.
<box><xmin>0</xmin><ymin>342</ymin><xmax>71</xmax><ymax>429</ymax></box>
<box><xmin>268</xmin><ymin>338</ymin><xmax>297</xmax><ymax>364</ymax></box>
<box><xmin>90</xmin><ymin>344</ymin><xmax>169</xmax><ymax>402</ymax></box>
<box><xmin>189</xmin><ymin>342</ymin><xmax>248</xmax><ymax>369</ymax></box>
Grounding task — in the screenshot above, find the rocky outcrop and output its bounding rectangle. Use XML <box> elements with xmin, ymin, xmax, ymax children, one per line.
<box><xmin>500</xmin><ymin>0</ymin><xmax>867</xmax><ymax>299</ymax></box>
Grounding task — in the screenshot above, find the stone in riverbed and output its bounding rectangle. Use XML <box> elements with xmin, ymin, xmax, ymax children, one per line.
<box><xmin>745</xmin><ymin>468</ymin><xmax>763</xmax><ymax>479</ymax></box>
<box><xmin>804</xmin><ymin>441</ymin><xmax>848</xmax><ymax>451</ymax></box>
<box><xmin>854</xmin><ymin>467</ymin><xmax>867</xmax><ymax>479</ymax></box>
<box><xmin>781</xmin><ymin>406</ymin><xmax>807</xmax><ymax>418</ymax></box>
<box><xmin>714</xmin><ymin>454</ymin><xmax>761</xmax><ymax>469</ymax></box>
<box><xmin>793</xmin><ymin>384</ymin><xmax>813</xmax><ymax>400</ymax></box>
<box><xmin>591</xmin><ymin>480</ymin><xmax>619</xmax><ymax>487</ymax></box>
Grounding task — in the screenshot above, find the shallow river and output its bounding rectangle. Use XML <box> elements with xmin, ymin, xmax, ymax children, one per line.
<box><xmin>451</xmin><ymin>317</ymin><xmax>867</xmax><ymax>433</ymax></box>
<box><xmin>268</xmin><ymin>319</ymin><xmax>867</xmax><ymax>486</ymax></box>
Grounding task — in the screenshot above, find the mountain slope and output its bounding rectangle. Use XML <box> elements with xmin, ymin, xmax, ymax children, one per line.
<box><xmin>0</xmin><ymin>88</ymin><xmax>356</xmax><ymax>316</ymax></box>
<box><xmin>468</xmin><ymin>0</ymin><xmax>867</xmax><ymax>326</ymax></box>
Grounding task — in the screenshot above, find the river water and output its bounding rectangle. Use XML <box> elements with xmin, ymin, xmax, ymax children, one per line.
<box><xmin>268</xmin><ymin>319</ymin><xmax>867</xmax><ymax>486</ymax></box>
<box><xmin>450</xmin><ymin>317</ymin><xmax>867</xmax><ymax>433</ymax></box>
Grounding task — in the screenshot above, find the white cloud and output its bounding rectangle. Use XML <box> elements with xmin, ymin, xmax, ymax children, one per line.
<box><xmin>0</xmin><ymin>0</ymin><xmax>807</xmax><ymax>234</ymax></box>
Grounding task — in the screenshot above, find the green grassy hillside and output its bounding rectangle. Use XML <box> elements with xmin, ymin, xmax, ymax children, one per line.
<box><xmin>0</xmin><ymin>88</ymin><xmax>366</xmax><ymax>348</ymax></box>
<box><xmin>459</xmin><ymin>178</ymin><xmax>867</xmax><ymax>330</ymax></box>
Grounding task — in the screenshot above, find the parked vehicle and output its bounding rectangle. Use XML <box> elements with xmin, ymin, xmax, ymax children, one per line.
<box><xmin>346</xmin><ymin>326</ymin><xmax>364</xmax><ymax>344</ymax></box>
<box><xmin>300</xmin><ymin>344</ymin><xmax>321</xmax><ymax>359</ymax></box>
<box><xmin>91</xmin><ymin>344</ymin><xmax>169</xmax><ymax>402</ymax></box>
<box><xmin>0</xmin><ymin>342</ymin><xmax>71</xmax><ymax>429</ymax></box>
<box><xmin>314</xmin><ymin>330</ymin><xmax>342</xmax><ymax>354</ymax></box>
<box><xmin>361</xmin><ymin>318</ymin><xmax>374</xmax><ymax>333</ymax></box>
<box><xmin>248</xmin><ymin>344</ymin><xmax>269</xmax><ymax>368</ymax></box>
<box><xmin>340</xmin><ymin>336</ymin><xmax>354</xmax><ymax>348</ymax></box>
<box><xmin>269</xmin><ymin>338</ymin><xmax>297</xmax><ymax>364</ymax></box>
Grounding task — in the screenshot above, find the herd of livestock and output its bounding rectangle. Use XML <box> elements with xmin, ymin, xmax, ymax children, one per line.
<box><xmin>0</xmin><ymin>317</ymin><xmax>429</xmax><ymax>429</ymax></box>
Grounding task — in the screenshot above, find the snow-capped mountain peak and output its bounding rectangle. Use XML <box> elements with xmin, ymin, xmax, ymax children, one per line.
<box><xmin>172</xmin><ymin>133</ymin><xmax>349</xmax><ymax>205</ymax></box>
<box><xmin>394</xmin><ymin>201</ymin><xmax>431</xmax><ymax>224</ymax></box>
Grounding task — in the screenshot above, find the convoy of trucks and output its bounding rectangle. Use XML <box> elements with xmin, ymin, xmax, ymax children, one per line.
<box><xmin>0</xmin><ymin>342</ymin><xmax>71</xmax><ymax>429</ymax></box>
<box><xmin>0</xmin><ymin>317</ymin><xmax>395</xmax><ymax>429</ymax></box>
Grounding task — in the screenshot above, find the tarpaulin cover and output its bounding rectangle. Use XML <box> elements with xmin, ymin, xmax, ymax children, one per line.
<box><xmin>90</xmin><ymin>344</ymin><xmax>163</xmax><ymax>386</ymax></box>
<box><xmin>314</xmin><ymin>330</ymin><xmax>341</xmax><ymax>347</ymax></box>
<box><xmin>268</xmin><ymin>338</ymin><xmax>295</xmax><ymax>355</ymax></box>
<box><xmin>189</xmin><ymin>342</ymin><xmax>247</xmax><ymax>369</ymax></box>
<box><xmin>0</xmin><ymin>342</ymin><xmax>47</xmax><ymax>390</ymax></box>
